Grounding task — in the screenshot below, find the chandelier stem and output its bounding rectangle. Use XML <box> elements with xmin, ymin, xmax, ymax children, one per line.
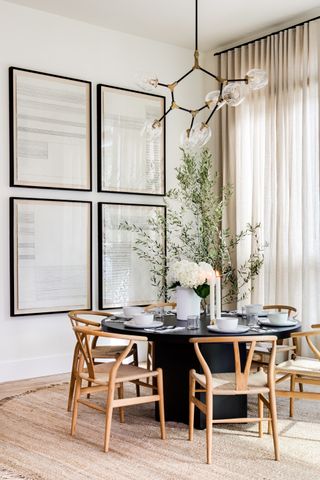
<box><xmin>204</xmin><ymin>106</ymin><xmax>217</xmax><ymax>125</ymax></box>
<box><xmin>195</xmin><ymin>0</ymin><xmax>198</xmax><ymax>51</ymax></box>
<box><xmin>227</xmin><ymin>78</ymin><xmax>248</xmax><ymax>82</ymax></box>
<box><xmin>158</xmin><ymin>105</ymin><xmax>173</xmax><ymax>122</ymax></box>
<box><xmin>197</xmin><ymin>103</ymin><xmax>210</xmax><ymax>112</ymax></box>
<box><xmin>204</xmin><ymin>83</ymin><xmax>224</xmax><ymax>125</ymax></box>
<box><xmin>199</xmin><ymin>66</ymin><xmax>221</xmax><ymax>82</ymax></box>
<box><xmin>179</xmin><ymin>106</ymin><xmax>193</xmax><ymax>114</ymax></box>
<box><xmin>175</xmin><ymin>67</ymin><xmax>194</xmax><ymax>85</ymax></box>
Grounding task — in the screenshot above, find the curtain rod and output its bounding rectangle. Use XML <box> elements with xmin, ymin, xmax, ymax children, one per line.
<box><xmin>214</xmin><ymin>14</ymin><xmax>320</xmax><ymax>56</ymax></box>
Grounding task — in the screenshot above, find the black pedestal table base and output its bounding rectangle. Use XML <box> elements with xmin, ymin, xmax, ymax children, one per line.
<box><xmin>154</xmin><ymin>340</ymin><xmax>247</xmax><ymax>429</ymax></box>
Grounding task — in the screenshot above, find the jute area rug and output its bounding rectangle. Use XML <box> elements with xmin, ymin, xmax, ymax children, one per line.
<box><xmin>0</xmin><ymin>382</ymin><xmax>319</xmax><ymax>480</ymax></box>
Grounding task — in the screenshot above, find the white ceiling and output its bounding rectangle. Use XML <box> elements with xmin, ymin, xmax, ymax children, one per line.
<box><xmin>4</xmin><ymin>0</ymin><xmax>320</xmax><ymax>51</ymax></box>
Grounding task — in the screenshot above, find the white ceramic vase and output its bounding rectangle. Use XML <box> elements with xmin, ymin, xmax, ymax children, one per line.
<box><xmin>176</xmin><ymin>286</ymin><xmax>201</xmax><ymax>321</ymax></box>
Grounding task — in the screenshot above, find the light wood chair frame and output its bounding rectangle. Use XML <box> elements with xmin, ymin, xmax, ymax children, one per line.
<box><xmin>263</xmin><ymin>304</ymin><xmax>297</xmax><ymax>318</ymax></box>
<box><xmin>252</xmin><ymin>305</ymin><xmax>298</xmax><ymax>368</ymax></box>
<box><xmin>189</xmin><ymin>336</ymin><xmax>279</xmax><ymax>464</ymax></box>
<box><xmin>67</xmin><ymin>310</ymin><xmax>139</xmax><ymax>411</ymax></box>
<box><xmin>71</xmin><ymin>325</ymin><xmax>166</xmax><ymax>452</ymax></box>
<box><xmin>276</xmin><ymin>329</ymin><xmax>320</xmax><ymax>417</ymax></box>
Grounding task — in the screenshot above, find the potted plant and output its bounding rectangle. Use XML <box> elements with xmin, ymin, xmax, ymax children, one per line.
<box><xmin>121</xmin><ymin>148</ymin><xmax>265</xmax><ymax>309</ymax></box>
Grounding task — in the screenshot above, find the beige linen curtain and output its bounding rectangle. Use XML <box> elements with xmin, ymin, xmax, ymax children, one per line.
<box><xmin>217</xmin><ymin>19</ymin><xmax>320</xmax><ymax>328</ymax></box>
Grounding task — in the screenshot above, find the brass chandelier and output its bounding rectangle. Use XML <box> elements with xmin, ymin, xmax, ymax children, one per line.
<box><xmin>138</xmin><ymin>0</ymin><xmax>268</xmax><ymax>149</ymax></box>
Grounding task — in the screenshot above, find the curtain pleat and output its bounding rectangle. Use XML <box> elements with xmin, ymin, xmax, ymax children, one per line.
<box><xmin>217</xmin><ymin>20</ymin><xmax>320</xmax><ymax>328</ymax></box>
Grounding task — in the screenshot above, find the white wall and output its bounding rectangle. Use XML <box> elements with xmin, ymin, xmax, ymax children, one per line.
<box><xmin>0</xmin><ymin>0</ymin><xmax>206</xmax><ymax>382</ymax></box>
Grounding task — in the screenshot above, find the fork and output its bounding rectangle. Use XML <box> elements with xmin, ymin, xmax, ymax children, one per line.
<box><xmin>145</xmin><ymin>325</ymin><xmax>176</xmax><ymax>332</ymax></box>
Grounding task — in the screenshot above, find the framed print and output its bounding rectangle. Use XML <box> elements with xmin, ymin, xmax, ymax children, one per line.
<box><xmin>98</xmin><ymin>202</ymin><xmax>166</xmax><ymax>309</ymax></box>
<box><xmin>10</xmin><ymin>198</ymin><xmax>92</xmax><ymax>316</ymax></box>
<box><xmin>97</xmin><ymin>84</ymin><xmax>165</xmax><ymax>195</ymax></box>
<box><xmin>9</xmin><ymin>67</ymin><xmax>92</xmax><ymax>190</ymax></box>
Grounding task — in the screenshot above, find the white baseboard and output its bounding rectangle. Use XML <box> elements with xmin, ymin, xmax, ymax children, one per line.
<box><xmin>0</xmin><ymin>342</ymin><xmax>148</xmax><ymax>383</ymax></box>
<box><xmin>0</xmin><ymin>353</ymin><xmax>73</xmax><ymax>383</ymax></box>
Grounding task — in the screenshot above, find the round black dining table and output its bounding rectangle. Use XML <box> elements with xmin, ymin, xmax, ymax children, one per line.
<box><xmin>101</xmin><ymin>314</ymin><xmax>301</xmax><ymax>429</ymax></box>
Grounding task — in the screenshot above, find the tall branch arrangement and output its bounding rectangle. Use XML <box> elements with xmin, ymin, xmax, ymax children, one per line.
<box><xmin>121</xmin><ymin>148</ymin><xmax>265</xmax><ymax>305</ymax></box>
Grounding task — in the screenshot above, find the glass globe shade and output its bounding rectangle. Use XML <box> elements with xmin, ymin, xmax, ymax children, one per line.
<box><xmin>205</xmin><ymin>90</ymin><xmax>221</xmax><ymax>110</ymax></box>
<box><xmin>222</xmin><ymin>82</ymin><xmax>246</xmax><ymax>107</ymax></box>
<box><xmin>192</xmin><ymin>123</ymin><xmax>212</xmax><ymax>148</ymax></box>
<box><xmin>135</xmin><ymin>72</ymin><xmax>159</xmax><ymax>92</ymax></box>
<box><xmin>246</xmin><ymin>69</ymin><xmax>268</xmax><ymax>90</ymax></box>
<box><xmin>180</xmin><ymin>123</ymin><xmax>211</xmax><ymax>150</ymax></box>
<box><xmin>180</xmin><ymin>129</ymin><xmax>194</xmax><ymax>150</ymax></box>
<box><xmin>141</xmin><ymin>120</ymin><xmax>162</xmax><ymax>139</ymax></box>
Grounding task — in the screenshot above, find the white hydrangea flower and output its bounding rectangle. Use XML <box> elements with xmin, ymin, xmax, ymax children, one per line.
<box><xmin>198</xmin><ymin>262</ymin><xmax>215</xmax><ymax>284</ymax></box>
<box><xmin>168</xmin><ymin>260</ymin><xmax>215</xmax><ymax>289</ymax></box>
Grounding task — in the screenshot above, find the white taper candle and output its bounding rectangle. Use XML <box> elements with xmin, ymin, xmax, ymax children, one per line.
<box><xmin>210</xmin><ymin>270</ymin><xmax>216</xmax><ymax>321</ymax></box>
<box><xmin>216</xmin><ymin>271</ymin><xmax>221</xmax><ymax>318</ymax></box>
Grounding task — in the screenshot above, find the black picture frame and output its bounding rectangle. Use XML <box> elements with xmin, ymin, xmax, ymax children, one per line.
<box><xmin>97</xmin><ymin>84</ymin><xmax>166</xmax><ymax>196</ymax></box>
<box><xmin>98</xmin><ymin>201</ymin><xmax>166</xmax><ymax>310</ymax></box>
<box><xmin>10</xmin><ymin>197</ymin><xmax>92</xmax><ymax>316</ymax></box>
<box><xmin>9</xmin><ymin>67</ymin><xmax>92</xmax><ymax>191</ymax></box>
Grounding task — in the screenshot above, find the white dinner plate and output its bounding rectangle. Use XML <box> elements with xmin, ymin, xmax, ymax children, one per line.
<box><xmin>124</xmin><ymin>320</ymin><xmax>164</xmax><ymax>329</ymax></box>
<box><xmin>258</xmin><ymin>318</ymin><xmax>297</xmax><ymax>327</ymax></box>
<box><xmin>207</xmin><ymin>325</ymin><xmax>250</xmax><ymax>334</ymax></box>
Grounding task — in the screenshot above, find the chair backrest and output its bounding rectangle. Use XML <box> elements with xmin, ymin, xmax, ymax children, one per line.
<box><xmin>144</xmin><ymin>301</ymin><xmax>176</xmax><ymax>312</ymax></box>
<box><xmin>291</xmin><ymin>330</ymin><xmax>320</xmax><ymax>360</ymax></box>
<box><xmin>72</xmin><ymin>325</ymin><xmax>147</xmax><ymax>381</ymax></box>
<box><xmin>68</xmin><ymin>310</ymin><xmax>114</xmax><ymax>329</ymax></box>
<box><xmin>263</xmin><ymin>304</ymin><xmax>297</xmax><ymax>318</ymax></box>
<box><xmin>190</xmin><ymin>336</ymin><xmax>277</xmax><ymax>391</ymax></box>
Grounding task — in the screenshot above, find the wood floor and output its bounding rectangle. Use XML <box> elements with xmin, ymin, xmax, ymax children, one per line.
<box><xmin>0</xmin><ymin>373</ymin><xmax>69</xmax><ymax>401</ymax></box>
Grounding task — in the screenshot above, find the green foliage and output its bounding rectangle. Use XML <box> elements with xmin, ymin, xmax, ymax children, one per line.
<box><xmin>120</xmin><ymin>148</ymin><xmax>265</xmax><ymax>304</ymax></box>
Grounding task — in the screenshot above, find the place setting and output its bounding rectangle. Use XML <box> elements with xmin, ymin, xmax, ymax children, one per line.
<box><xmin>257</xmin><ymin>313</ymin><xmax>298</xmax><ymax>329</ymax></box>
<box><xmin>124</xmin><ymin>311</ymin><xmax>164</xmax><ymax>330</ymax></box>
<box><xmin>102</xmin><ymin>306</ymin><xmax>150</xmax><ymax>324</ymax></box>
<box><xmin>206</xmin><ymin>304</ymin><xmax>299</xmax><ymax>334</ymax></box>
<box><xmin>207</xmin><ymin>316</ymin><xmax>250</xmax><ymax>334</ymax></box>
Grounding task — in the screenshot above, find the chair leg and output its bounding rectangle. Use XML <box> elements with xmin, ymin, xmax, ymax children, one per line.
<box><xmin>189</xmin><ymin>371</ymin><xmax>195</xmax><ymax>442</ymax></box>
<box><xmin>269</xmin><ymin>388</ymin><xmax>280</xmax><ymax>461</ymax></box>
<box><xmin>86</xmin><ymin>381</ymin><xmax>92</xmax><ymax>399</ymax></box>
<box><xmin>147</xmin><ymin>342</ymin><xmax>153</xmax><ymax>370</ymax></box>
<box><xmin>118</xmin><ymin>383</ymin><xmax>125</xmax><ymax>423</ymax></box>
<box><xmin>133</xmin><ymin>347</ymin><xmax>141</xmax><ymax>397</ymax></box>
<box><xmin>206</xmin><ymin>391</ymin><xmax>213</xmax><ymax>465</ymax></box>
<box><xmin>67</xmin><ymin>371</ymin><xmax>76</xmax><ymax>412</ymax></box>
<box><xmin>104</xmin><ymin>385</ymin><xmax>115</xmax><ymax>453</ymax></box>
<box><xmin>298</xmin><ymin>376</ymin><xmax>304</xmax><ymax>393</ymax></box>
<box><xmin>157</xmin><ymin>369</ymin><xmax>166</xmax><ymax>440</ymax></box>
<box><xmin>67</xmin><ymin>346</ymin><xmax>80</xmax><ymax>412</ymax></box>
<box><xmin>70</xmin><ymin>377</ymin><xmax>81</xmax><ymax>435</ymax></box>
<box><xmin>258</xmin><ymin>394</ymin><xmax>263</xmax><ymax>438</ymax></box>
<box><xmin>290</xmin><ymin>374</ymin><xmax>296</xmax><ymax>417</ymax></box>
<box><xmin>146</xmin><ymin>342</ymin><xmax>153</xmax><ymax>385</ymax></box>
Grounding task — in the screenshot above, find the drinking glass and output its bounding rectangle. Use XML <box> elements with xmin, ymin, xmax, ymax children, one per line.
<box><xmin>155</xmin><ymin>306</ymin><xmax>164</xmax><ymax>322</ymax></box>
<box><xmin>187</xmin><ymin>315</ymin><xmax>200</xmax><ymax>330</ymax></box>
<box><xmin>247</xmin><ymin>314</ymin><xmax>259</xmax><ymax>327</ymax></box>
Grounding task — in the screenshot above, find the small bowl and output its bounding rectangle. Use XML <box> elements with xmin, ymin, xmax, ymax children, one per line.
<box><xmin>267</xmin><ymin>312</ymin><xmax>288</xmax><ymax>325</ymax></box>
<box><xmin>123</xmin><ymin>306</ymin><xmax>144</xmax><ymax>317</ymax></box>
<box><xmin>131</xmin><ymin>313</ymin><xmax>154</xmax><ymax>326</ymax></box>
<box><xmin>216</xmin><ymin>316</ymin><xmax>238</xmax><ymax>332</ymax></box>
